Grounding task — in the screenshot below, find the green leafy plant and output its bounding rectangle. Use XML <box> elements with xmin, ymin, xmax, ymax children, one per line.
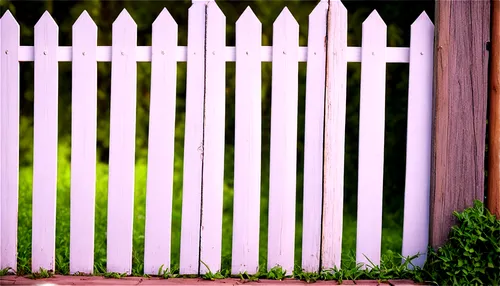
<box><xmin>320</xmin><ymin>266</ymin><xmax>349</xmax><ymax>284</ymax></box>
<box><xmin>200</xmin><ymin>261</ymin><xmax>229</xmax><ymax>280</ymax></box>
<box><xmin>27</xmin><ymin>268</ymin><xmax>54</xmax><ymax>279</ymax></box>
<box><xmin>266</xmin><ymin>265</ymin><xmax>287</xmax><ymax>280</ymax></box>
<box><xmin>103</xmin><ymin>272</ymin><xmax>127</xmax><ymax>279</ymax></box>
<box><xmin>16</xmin><ymin>254</ymin><xmax>31</xmax><ymax>276</ymax></box>
<box><xmin>293</xmin><ymin>265</ymin><xmax>321</xmax><ymax>283</ymax></box>
<box><xmin>354</xmin><ymin>252</ymin><xmax>426</xmax><ymax>283</ymax></box>
<box><xmin>298</xmin><ymin>251</ymin><xmax>425</xmax><ymax>284</ymax></box>
<box><xmin>424</xmin><ymin>200</ymin><xmax>500</xmax><ymax>285</ymax></box>
<box><xmin>0</xmin><ymin>267</ymin><xmax>13</xmax><ymax>276</ymax></box>
<box><xmin>157</xmin><ymin>264</ymin><xmax>179</xmax><ymax>279</ymax></box>
<box><xmin>238</xmin><ymin>271</ymin><xmax>260</xmax><ymax>282</ymax></box>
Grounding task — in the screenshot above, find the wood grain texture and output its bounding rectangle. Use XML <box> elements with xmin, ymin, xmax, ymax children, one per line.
<box><xmin>488</xmin><ymin>0</ymin><xmax>500</xmax><ymax>219</ymax></box>
<box><xmin>431</xmin><ymin>0</ymin><xmax>490</xmax><ymax>247</ymax></box>
<box><xmin>32</xmin><ymin>11</ymin><xmax>59</xmax><ymax>272</ymax></box>
<box><xmin>199</xmin><ymin>1</ymin><xmax>226</xmax><ymax>274</ymax></box>
<box><xmin>321</xmin><ymin>0</ymin><xmax>347</xmax><ymax>270</ymax></box>
<box><xmin>301</xmin><ymin>1</ymin><xmax>327</xmax><ymax>272</ymax></box>
<box><xmin>0</xmin><ymin>11</ymin><xmax>19</xmax><ymax>272</ymax></box>
<box><xmin>179</xmin><ymin>2</ymin><xmax>205</xmax><ymax>275</ymax></box>
<box><xmin>69</xmin><ymin>11</ymin><xmax>98</xmax><ymax>275</ymax></box>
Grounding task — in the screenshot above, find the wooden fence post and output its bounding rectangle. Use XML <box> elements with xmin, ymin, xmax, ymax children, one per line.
<box><xmin>431</xmin><ymin>0</ymin><xmax>490</xmax><ymax>248</ymax></box>
<box><xmin>488</xmin><ymin>0</ymin><xmax>500</xmax><ymax>219</ymax></box>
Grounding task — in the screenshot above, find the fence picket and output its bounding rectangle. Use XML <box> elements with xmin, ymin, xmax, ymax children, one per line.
<box><xmin>180</xmin><ymin>1</ymin><xmax>205</xmax><ymax>274</ymax></box>
<box><xmin>199</xmin><ymin>1</ymin><xmax>226</xmax><ymax>274</ymax></box>
<box><xmin>301</xmin><ymin>1</ymin><xmax>327</xmax><ymax>272</ymax></box>
<box><xmin>69</xmin><ymin>11</ymin><xmax>98</xmax><ymax>275</ymax></box>
<box><xmin>402</xmin><ymin>12</ymin><xmax>434</xmax><ymax>268</ymax></box>
<box><xmin>32</xmin><ymin>11</ymin><xmax>59</xmax><ymax>272</ymax></box>
<box><xmin>0</xmin><ymin>15</ymin><xmax>2</xmax><ymax>272</ymax></box>
<box><xmin>231</xmin><ymin>7</ymin><xmax>261</xmax><ymax>275</ymax></box>
<box><xmin>356</xmin><ymin>10</ymin><xmax>387</xmax><ymax>267</ymax></box>
<box><xmin>106</xmin><ymin>9</ymin><xmax>137</xmax><ymax>274</ymax></box>
<box><xmin>0</xmin><ymin>11</ymin><xmax>19</xmax><ymax>271</ymax></box>
<box><xmin>268</xmin><ymin>8</ymin><xmax>299</xmax><ymax>274</ymax></box>
<box><xmin>144</xmin><ymin>8</ymin><xmax>178</xmax><ymax>275</ymax></box>
<box><xmin>322</xmin><ymin>0</ymin><xmax>348</xmax><ymax>270</ymax></box>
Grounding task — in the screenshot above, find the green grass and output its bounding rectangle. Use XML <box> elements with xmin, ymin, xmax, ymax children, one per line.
<box><xmin>0</xmin><ymin>267</ymin><xmax>13</xmax><ymax>276</ymax></box>
<box><xmin>27</xmin><ymin>267</ymin><xmax>54</xmax><ymax>279</ymax></box>
<box><xmin>14</xmin><ymin>144</ymin><xmax>405</xmax><ymax>277</ymax></box>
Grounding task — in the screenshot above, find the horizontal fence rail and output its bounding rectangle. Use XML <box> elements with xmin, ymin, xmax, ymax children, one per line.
<box><xmin>0</xmin><ymin>0</ymin><xmax>434</xmax><ymax>277</ymax></box>
<box><xmin>14</xmin><ymin>46</ymin><xmax>411</xmax><ymax>63</ymax></box>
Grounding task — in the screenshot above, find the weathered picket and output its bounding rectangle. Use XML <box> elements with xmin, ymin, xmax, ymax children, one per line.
<box><xmin>0</xmin><ymin>0</ymin><xmax>435</xmax><ymax>277</ymax></box>
<box><xmin>302</xmin><ymin>1</ymin><xmax>328</xmax><ymax>273</ymax></box>
<box><xmin>321</xmin><ymin>0</ymin><xmax>348</xmax><ymax>271</ymax></box>
<box><xmin>180</xmin><ymin>1</ymin><xmax>205</xmax><ymax>275</ymax></box>
<box><xmin>200</xmin><ymin>1</ymin><xmax>226</xmax><ymax>275</ymax></box>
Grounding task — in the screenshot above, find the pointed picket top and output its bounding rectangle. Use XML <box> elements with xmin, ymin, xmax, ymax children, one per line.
<box><xmin>412</xmin><ymin>11</ymin><xmax>434</xmax><ymax>30</ymax></box>
<box><xmin>73</xmin><ymin>11</ymin><xmax>96</xmax><ymax>34</ymax></box>
<box><xmin>34</xmin><ymin>10</ymin><xmax>58</xmax><ymax>59</ymax></box>
<box><xmin>112</xmin><ymin>8</ymin><xmax>137</xmax><ymax>51</ymax></box>
<box><xmin>236</xmin><ymin>7</ymin><xmax>260</xmax><ymax>29</ymax></box>
<box><xmin>153</xmin><ymin>8</ymin><xmax>177</xmax><ymax>30</ymax></box>
<box><xmin>152</xmin><ymin>8</ymin><xmax>177</xmax><ymax>55</ymax></box>
<box><xmin>72</xmin><ymin>10</ymin><xmax>97</xmax><ymax>59</ymax></box>
<box><xmin>35</xmin><ymin>11</ymin><xmax>58</xmax><ymax>31</ymax></box>
<box><xmin>1</xmin><ymin>10</ymin><xmax>20</xmax><ymax>46</ymax></box>
<box><xmin>74</xmin><ymin>11</ymin><xmax>96</xmax><ymax>29</ymax></box>
<box><xmin>274</xmin><ymin>7</ymin><xmax>298</xmax><ymax>31</ymax></box>
<box><xmin>362</xmin><ymin>10</ymin><xmax>386</xmax><ymax>28</ymax></box>
<box><xmin>1</xmin><ymin>10</ymin><xmax>19</xmax><ymax>31</ymax></box>
<box><xmin>113</xmin><ymin>9</ymin><xmax>136</xmax><ymax>28</ymax></box>
<box><xmin>410</xmin><ymin>12</ymin><xmax>434</xmax><ymax>49</ymax></box>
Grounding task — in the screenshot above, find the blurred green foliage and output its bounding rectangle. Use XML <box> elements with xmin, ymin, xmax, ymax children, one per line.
<box><xmin>424</xmin><ymin>200</ymin><xmax>500</xmax><ymax>285</ymax></box>
<box><xmin>0</xmin><ymin>0</ymin><xmax>434</xmax><ymax>274</ymax></box>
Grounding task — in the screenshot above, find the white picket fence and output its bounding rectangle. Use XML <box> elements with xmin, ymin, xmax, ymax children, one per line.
<box><xmin>0</xmin><ymin>0</ymin><xmax>434</xmax><ymax>277</ymax></box>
